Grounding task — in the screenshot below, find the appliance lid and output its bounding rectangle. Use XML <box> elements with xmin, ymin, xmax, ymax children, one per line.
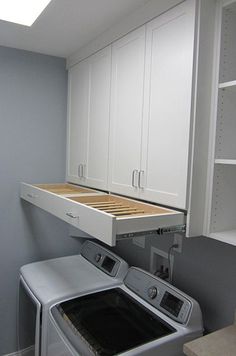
<box><xmin>52</xmin><ymin>287</ymin><xmax>176</xmax><ymax>356</ymax></box>
<box><xmin>20</xmin><ymin>255</ymin><xmax>117</xmax><ymax>305</ymax></box>
<box><xmin>20</xmin><ymin>241</ymin><xmax>128</xmax><ymax>305</ymax></box>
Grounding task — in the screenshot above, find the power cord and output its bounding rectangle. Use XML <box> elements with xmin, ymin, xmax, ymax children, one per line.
<box><xmin>168</xmin><ymin>243</ymin><xmax>178</xmax><ymax>284</ymax></box>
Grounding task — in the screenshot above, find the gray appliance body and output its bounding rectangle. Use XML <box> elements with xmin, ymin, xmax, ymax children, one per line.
<box><xmin>47</xmin><ymin>267</ymin><xmax>203</xmax><ymax>356</ymax></box>
<box><xmin>18</xmin><ymin>241</ymin><xmax>128</xmax><ymax>356</ymax></box>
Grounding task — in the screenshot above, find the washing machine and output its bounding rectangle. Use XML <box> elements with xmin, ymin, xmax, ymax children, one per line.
<box><xmin>18</xmin><ymin>241</ymin><xmax>129</xmax><ymax>356</ymax></box>
<box><xmin>47</xmin><ymin>267</ymin><xmax>203</xmax><ymax>356</ymax></box>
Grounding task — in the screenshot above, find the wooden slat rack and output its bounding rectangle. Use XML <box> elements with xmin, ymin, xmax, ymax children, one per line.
<box><xmin>21</xmin><ymin>183</ymin><xmax>185</xmax><ymax>246</ymax></box>
<box><xmin>69</xmin><ymin>194</ymin><xmax>173</xmax><ymax>218</ymax></box>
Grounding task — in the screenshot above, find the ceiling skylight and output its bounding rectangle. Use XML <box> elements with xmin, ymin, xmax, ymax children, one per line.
<box><xmin>0</xmin><ymin>0</ymin><xmax>52</xmax><ymax>26</ymax></box>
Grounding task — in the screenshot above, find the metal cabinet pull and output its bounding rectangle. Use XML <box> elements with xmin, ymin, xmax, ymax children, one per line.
<box><xmin>78</xmin><ymin>164</ymin><xmax>86</xmax><ymax>178</ymax></box>
<box><xmin>138</xmin><ymin>170</ymin><xmax>145</xmax><ymax>189</ymax></box>
<box><xmin>82</xmin><ymin>164</ymin><xmax>86</xmax><ymax>178</ymax></box>
<box><xmin>66</xmin><ymin>212</ymin><xmax>79</xmax><ymax>219</ymax></box>
<box><xmin>78</xmin><ymin>164</ymin><xmax>83</xmax><ymax>178</ymax></box>
<box><xmin>132</xmin><ymin>169</ymin><xmax>139</xmax><ymax>188</ymax></box>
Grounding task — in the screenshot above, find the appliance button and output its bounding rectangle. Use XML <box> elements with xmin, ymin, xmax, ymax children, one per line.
<box><xmin>95</xmin><ymin>253</ymin><xmax>102</xmax><ymax>263</ymax></box>
<box><xmin>148</xmin><ymin>286</ymin><xmax>158</xmax><ymax>299</ymax></box>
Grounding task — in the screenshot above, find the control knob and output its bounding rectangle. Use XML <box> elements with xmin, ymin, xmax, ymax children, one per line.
<box><xmin>95</xmin><ymin>253</ymin><xmax>102</xmax><ymax>263</ymax></box>
<box><xmin>148</xmin><ymin>286</ymin><xmax>158</xmax><ymax>299</ymax></box>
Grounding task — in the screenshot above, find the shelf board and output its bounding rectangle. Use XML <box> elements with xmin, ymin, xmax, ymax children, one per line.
<box><xmin>218</xmin><ymin>80</ymin><xmax>236</xmax><ymax>91</ymax></box>
<box><xmin>215</xmin><ymin>159</ymin><xmax>236</xmax><ymax>165</ymax></box>
<box><xmin>209</xmin><ymin>230</ymin><xmax>236</xmax><ymax>246</ymax></box>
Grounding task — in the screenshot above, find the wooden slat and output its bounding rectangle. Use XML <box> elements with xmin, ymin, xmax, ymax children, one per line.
<box><xmin>87</xmin><ymin>203</ymin><xmax>122</xmax><ymax>208</ymax></box>
<box><xmin>97</xmin><ymin>205</ymin><xmax>129</xmax><ymax>210</ymax></box>
<box><xmin>86</xmin><ymin>201</ymin><xmax>117</xmax><ymax>206</ymax></box>
<box><xmin>112</xmin><ymin>210</ymin><xmax>145</xmax><ymax>216</ymax></box>
<box><xmin>101</xmin><ymin>207</ymin><xmax>130</xmax><ymax>212</ymax></box>
<box><xmin>102</xmin><ymin>207</ymin><xmax>144</xmax><ymax>213</ymax></box>
<box><xmin>93</xmin><ymin>204</ymin><xmax>123</xmax><ymax>209</ymax></box>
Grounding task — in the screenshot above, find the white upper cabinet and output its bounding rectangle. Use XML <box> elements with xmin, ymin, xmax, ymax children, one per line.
<box><xmin>67</xmin><ymin>46</ymin><xmax>111</xmax><ymax>190</ymax></box>
<box><xmin>67</xmin><ymin>59</ymin><xmax>89</xmax><ymax>182</ymax></box>
<box><xmin>108</xmin><ymin>26</ymin><xmax>146</xmax><ymax>198</ymax></box>
<box><xmin>85</xmin><ymin>47</ymin><xmax>111</xmax><ymax>190</ymax></box>
<box><xmin>140</xmin><ymin>1</ymin><xmax>195</xmax><ymax>209</ymax></box>
<box><xmin>65</xmin><ymin>0</ymin><xmax>218</xmax><ymax>241</ymax></box>
<box><xmin>108</xmin><ymin>1</ymin><xmax>195</xmax><ymax>209</ymax></box>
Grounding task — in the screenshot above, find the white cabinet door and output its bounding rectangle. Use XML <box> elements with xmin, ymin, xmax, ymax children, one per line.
<box><xmin>67</xmin><ymin>59</ymin><xmax>89</xmax><ymax>184</ymax></box>
<box><xmin>108</xmin><ymin>26</ymin><xmax>146</xmax><ymax>197</ymax></box>
<box><xmin>85</xmin><ymin>47</ymin><xmax>111</xmax><ymax>190</ymax></box>
<box><xmin>67</xmin><ymin>47</ymin><xmax>111</xmax><ymax>190</ymax></box>
<box><xmin>140</xmin><ymin>1</ymin><xmax>195</xmax><ymax>209</ymax></box>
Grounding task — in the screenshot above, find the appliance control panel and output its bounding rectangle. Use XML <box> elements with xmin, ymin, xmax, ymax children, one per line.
<box><xmin>124</xmin><ymin>267</ymin><xmax>192</xmax><ymax>324</ymax></box>
<box><xmin>81</xmin><ymin>241</ymin><xmax>128</xmax><ymax>278</ymax></box>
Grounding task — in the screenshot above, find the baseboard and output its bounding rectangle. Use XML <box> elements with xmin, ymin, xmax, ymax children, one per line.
<box><xmin>4</xmin><ymin>345</ymin><xmax>34</xmax><ymax>356</ymax></box>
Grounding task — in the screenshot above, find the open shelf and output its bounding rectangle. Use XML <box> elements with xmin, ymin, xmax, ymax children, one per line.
<box><xmin>209</xmin><ymin>230</ymin><xmax>236</xmax><ymax>246</ymax></box>
<box><xmin>215</xmin><ymin>84</ymin><xmax>236</xmax><ymax>160</ymax></box>
<box><xmin>219</xmin><ymin>80</ymin><xmax>236</xmax><ymax>90</ymax></box>
<box><xmin>215</xmin><ymin>159</ymin><xmax>236</xmax><ymax>165</ymax></box>
<box><xmin>219</xmin><ymin>4</ymin><xmax>236</xmax><ymax>83</ymax></box>
<box><xmin>210</xmin><ymin>165</ymin><xmax>236</xmax><ymax>246</ymax></box>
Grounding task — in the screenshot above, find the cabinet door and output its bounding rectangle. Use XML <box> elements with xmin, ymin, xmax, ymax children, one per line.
<box><xmin>85</xmin><ymin>47</ymin><xmax>111</xmax><ymax>190</ymax></box>
<box><xmin>108</xmin><ymin>26</ymin><xmax>146</xmax><ymax>197</ymax></box>
<box><xmin>140</xmin><ymin>1</ymin><xmax>195</xmax><ymax>209</ymax></box>
<box><xmin>67</xmin><ymin>60</ymin><xmax>89</xmax><ymax>185</ymax></box>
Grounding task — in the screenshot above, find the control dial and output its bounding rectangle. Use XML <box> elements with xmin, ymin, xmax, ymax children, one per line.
<box><xmin>95</xmin><ymin>253</ymin><xmax>102</xmax><ymax>263</ymax></box>
<box><xmin>148</xmin><ymin>286</ymin><xmax>158</xmax><ymax>299</ymax></box>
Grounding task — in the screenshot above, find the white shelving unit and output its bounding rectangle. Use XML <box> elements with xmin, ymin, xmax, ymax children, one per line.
<box><xmin>206</xmin><ymin>0</ymin><xmax>236</xmax><ymax>245</ymax></box>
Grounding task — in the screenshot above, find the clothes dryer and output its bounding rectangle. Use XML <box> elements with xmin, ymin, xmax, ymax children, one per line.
<box><xmin>47</xmin><ymin>267</ymin><xmax>203</xmax><ymax>356</ymax></box>
<box><xmin>18</xmin><ymin>241</ymin><xmax>128</xmax><ymax>356</ymax></box>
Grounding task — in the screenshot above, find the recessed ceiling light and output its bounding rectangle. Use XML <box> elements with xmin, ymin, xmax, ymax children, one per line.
<box><xmin>0</xmin><ymin>0</ymin><xmax>52</xmax><ymax>26</ymax></box>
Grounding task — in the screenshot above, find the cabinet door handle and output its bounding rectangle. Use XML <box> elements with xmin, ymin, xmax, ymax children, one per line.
<box><xmin>132</xmin><ymin>169</ymin><xmax>139</xmax><ymax>188</ymax></box>
<box><xmin>78</xmin><ymin>164</ymin><xmax>83</xmax><ymax>178</ymax></box>
<box><xmin>82</xmin><ymin>164</ymin><xmax>86</xmax><ymax>178</ymax></box>
<box><xmin>138</xmin><ymin>170</ymin><xmax>145</xmax><ymax>189</ymax></box>
<box><xmin>66</xmin><ymin>212</ymin><xmax>79</xmax><ymax>219</ymax></box>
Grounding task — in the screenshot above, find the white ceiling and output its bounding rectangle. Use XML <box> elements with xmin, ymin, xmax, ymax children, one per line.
<box><xmin>0</xmin><ymin>0</ymin><xmax>152</xmax><ymax>58</ymax></box>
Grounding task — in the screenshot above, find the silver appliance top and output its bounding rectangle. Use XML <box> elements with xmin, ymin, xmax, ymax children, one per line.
<box><xmin>20</xmin><ymin>241</ymin><xmax>128</xmax><ymax>305</ymax></box>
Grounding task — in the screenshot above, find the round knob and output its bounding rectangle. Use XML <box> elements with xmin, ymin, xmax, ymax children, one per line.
<box><xmin>148</xmin><ymin>286</ymin><xmax>157</xmax><ymax>299</ymax></box>
<box><xmin>95</xmin><ymin>253</ymin><xmax>102</xmax><ymax>263</ymax></box>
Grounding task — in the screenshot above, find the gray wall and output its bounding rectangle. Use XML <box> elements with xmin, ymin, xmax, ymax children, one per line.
<box><xmin>113</xmin><ymin>234</ymin><xmax>236</xmax><ymax>333</ymax></box>
<box><xmin>0</xmin><ymin>46</ymin><xmax>83</xmax><ymax>355</ymax></box>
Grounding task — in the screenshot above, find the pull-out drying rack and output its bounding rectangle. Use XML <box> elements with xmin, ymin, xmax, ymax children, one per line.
<box><xmin>21</xmin><ymin>183</ymin><xmax>185</xmax><ymax>246</ymax></box>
